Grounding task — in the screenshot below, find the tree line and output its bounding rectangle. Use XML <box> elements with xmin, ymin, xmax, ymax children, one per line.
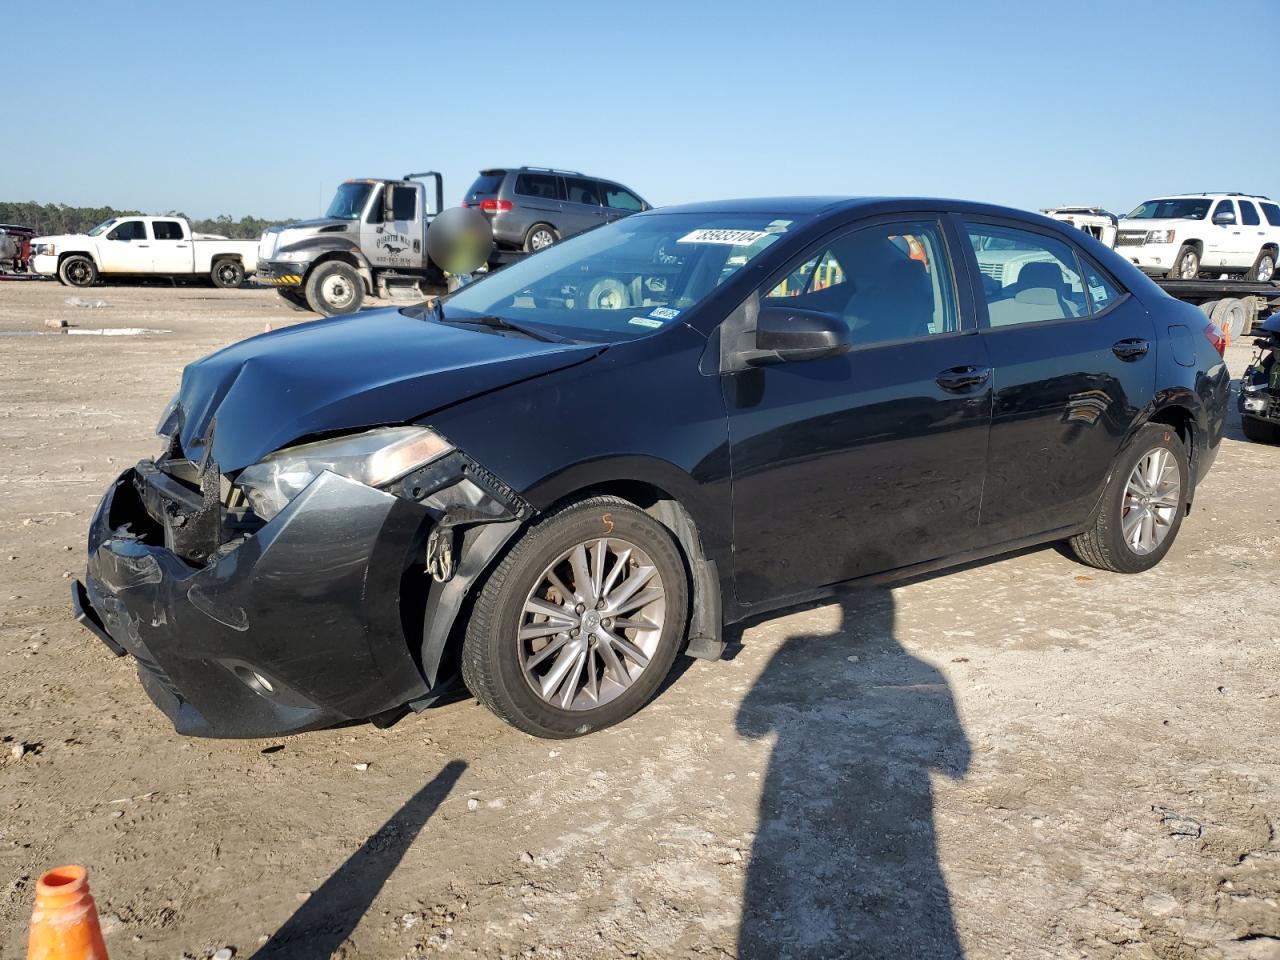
<box><xmin>0</xmin><ymin>202</ymin><xmax>293</xmax><ymax>239</ymax></box>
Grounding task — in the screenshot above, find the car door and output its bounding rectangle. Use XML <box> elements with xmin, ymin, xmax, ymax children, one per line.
<box><xmin>149</xmin><ymin>219</ymin><xmax>191</xmax><ymax>273</ymax></box>
<box><xmin>958</xmin><ymin>217</ymin><xmax>1156</xmax><ymax>544</ymax></box>
<box><xmin>559</xmin><ymin>176</ymin><xmax>606</xmax><ymax>238</ymax></box>
<box><xmin>364</xmin><ymin>182</ymin><xmax>421</xmax><ymax>269</ymax></box>
<box><xmin>97</xmin><ymin>219</ymin><xmax>152</xmax><ymax>273</ymax></box>
<box><xmin>1237</xmin><ymin>200</ymin><xmax>1268</xmax><ymax>268</ymax></box>
<box><xmin>1204</xmin><ymin>199</ymin><xmax>1247</xmax><ymax>269</ymax></box>
<box><xmin>724</xmin><ymin>215</ymin><xmax>992</xmax><ymax>605</ymax></box>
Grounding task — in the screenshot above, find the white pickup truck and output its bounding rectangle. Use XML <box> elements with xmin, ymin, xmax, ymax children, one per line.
<box><xmin>30</xmin><ymin>216</ymin><xmax>259</xmax><ymax>288</ymax></box>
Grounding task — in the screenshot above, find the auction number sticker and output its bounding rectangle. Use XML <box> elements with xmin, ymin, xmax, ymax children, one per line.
<box><xmin>648</xmin><ymin>307</ymin><xmax>681</xmax><ymax>320</ymax></box>
<box><xmin>678</xmin><ymin>228</ymin><xmax>770</xmax><ymax>246</ymax></box>
<box><xmin>628</xmin><ymin>316</ymin><xmax>663</xmax><ymax>329</ymax></box>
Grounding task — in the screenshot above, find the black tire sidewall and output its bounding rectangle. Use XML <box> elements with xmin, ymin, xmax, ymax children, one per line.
<box><xmin>305</xmin><ymin>262</ymin><xmax>364</xmax><ymax>316</ymax></box>
<box><xmin>60</xmin><ymin>255</ymin><xmax>97</xmax><ymax>287</ymax></box>
<box><xmin>1242</xmin><ymin>416</ymin><xmax>1280</xmax><ymax>444</ymax></box>
<box><xmin>212</xmin><ymin>259</ymin><xmax>244</xmax><ymax>289</ymax></box>
<box><xmin>1099</xmin><ymin>425</ymin><xmax>1189</xmax><ymax>572</ymax></box>
<box><xmin>524</xmin><ymin>225</ymin><xmax>558</xmax><ymax>253</ymax></box>
<box><xmin>476</xmin><ymin>503</ymin><xmax>688</xmax><ymax>737</ymax></box>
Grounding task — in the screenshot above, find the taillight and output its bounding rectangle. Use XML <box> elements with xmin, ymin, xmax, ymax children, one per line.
<box><xmin>460</xmin><ymin>201</ymin><xmax>468</xmax><ymax>208</ymax></box>
<box><xmin>1204</xmin><ymin>322</ymin><xmax>1226</xmax><ymax>356</ymax></box>
<box><xmin>479</xmin><ymin>199</ymin><xmax>513</xmax><ymax>212</ymax></box>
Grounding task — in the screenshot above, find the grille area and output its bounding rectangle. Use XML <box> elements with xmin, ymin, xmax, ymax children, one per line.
<box><xmin>1116</xmin><ymin>231</ymin><xmax>1148</xmax><ymax>246</ymax></box>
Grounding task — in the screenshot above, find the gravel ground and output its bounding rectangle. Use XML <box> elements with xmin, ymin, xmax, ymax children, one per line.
<box><xmin>1</xmin><ymin>280</ymin><xmax>1277</xmax><ymax>960</ymax></box>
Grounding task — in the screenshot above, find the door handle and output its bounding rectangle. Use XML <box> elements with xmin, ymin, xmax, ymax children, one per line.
<box><xmin>1112</xmin><ymin>338</ymin><xmax>1149</xmax><ymax>360</ymax></box>
<box><xmin>136</xmin><ymin>243</ymin><xmax>150</xmax><ymax>247</ymax></box>
<box><xmin>936</xmin><ymin>365</ymin><xmax>991</xmax><ymax>391</ymax></box>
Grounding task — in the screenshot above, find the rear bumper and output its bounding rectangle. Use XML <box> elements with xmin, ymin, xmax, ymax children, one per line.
<box><xmin>254</xmin><ymin>260</ymin><xmax>305</xmax><ymax>286</ymax></box>
<box><xmin>75</xmin><ymin>465</ymin><xmax>431</xmax><ymax>738</ymax></box>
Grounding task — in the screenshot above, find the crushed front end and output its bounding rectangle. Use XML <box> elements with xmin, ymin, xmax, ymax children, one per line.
<box><xmin>74</xmin><ymin>435</ymin><xmax>530</xmax><ymax>738</ymax></box>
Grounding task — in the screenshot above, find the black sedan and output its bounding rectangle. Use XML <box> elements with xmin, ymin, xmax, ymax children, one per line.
<box><xmin>73</xmin><ymin>197</ymin><xmax>1231</xmax><ymax>739</ymax></box>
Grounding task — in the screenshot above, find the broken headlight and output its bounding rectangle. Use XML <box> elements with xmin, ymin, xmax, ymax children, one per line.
<box><xmin>156</xmin><ymin>392</ymin><xmax>181</xmax><ymax>437</ymax></box>
<box><xmin>234</xmin><ymin>426</ymin><xmax>452</xmax><ymax>521</ymax></box>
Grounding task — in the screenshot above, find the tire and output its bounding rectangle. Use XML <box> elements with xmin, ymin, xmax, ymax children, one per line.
<box><xmin>58</xmin><ymin>255</ymin><xmax>98</xmax><ymax>288</ymax></box>
<box><xmin>304</xmin><ymin>261</ymin><xmax>364</xmax><ymax>317</ymax></box>
<box><xmin>1067</xmin><ymin>423</ymin><xmax>1190</xmax><ymax>573</ymax></box>
<box><xmin>210</xmin><ymin>258</ymin><xmax>244</xmax><ymax>289</ymax></box>
<box><xmin>461</xmin><ymin>496</ymin><xmax>690</xmax><ymax>738</ymax></box>
<box><xmin>1242</xmin><ymin>416</ymin><xmax>1280</xmax><ymax>444</ymax></box>
<box><xmin>584</xmin><ymin>276</ymin><xmax>630</xmax><ymax>310</ymax></box>
<box><xmin>1196</xmin><ymin>299</ymin><xmax>1220</xmax><ymax>319</ymax></box>
<box><xmin>1210</xmin><ymin>298</ymin><xmax>1249</xmax><ymax>344</ymax></box>
<box><xmin>1248</xmin><ymin>249</ymin><xmax>1277</xmax><ymax>283</ymax></box>
<box><xmin>1168</xmin><ymin>244</ymin><xmax>1200</xmax><ymax>281</ymax></box>
<box><xmin>277</xmin><ymin>288</ymin><xmax>311</xmax><ymax>312</ymax></box>
<box><xmin>523</xmin><ymin>224</ymin><xmax>559</xmax><ymax>254</ymax></box>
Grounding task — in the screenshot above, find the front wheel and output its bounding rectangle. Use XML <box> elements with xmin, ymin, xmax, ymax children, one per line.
<box><xmin>1067</xmin><ymin>423</ymin><xmax>1189</xmax><ymax>573</ymax></box>
<box><xmin>58</xmin><ymin>255</ymin><xmax>98</xmax><ymax>288</ymax></box>
<box><xmin>304</xmin><ymin>261</ymin><xmax>364</xmax><ymax>316</ymax></box>
<box><xmin>1168</xmin><ymin>245</ymin><xmax>1200</xmax><ymax>281</ymax></box>
<box><xmin>211</xmin><ymin>259</ymin><xmax>244</xmax><ymax>289</ymax></box>
<box><xmin>461</xmin><ymin>497</ymin><xmax>690</xmax><ymax>738</ymax></box>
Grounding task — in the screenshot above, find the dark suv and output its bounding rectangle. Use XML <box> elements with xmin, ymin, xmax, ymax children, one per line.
<box><xmin>463</xmin><ymin>167</ymin><xmax>649</xmax><ymax>253</ymax></box>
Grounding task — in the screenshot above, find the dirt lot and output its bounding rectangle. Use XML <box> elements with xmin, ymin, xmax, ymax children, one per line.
<box><xmin>0</xmin><ymin>280</ymin><xmax>1277</xmax><ymax>960</ymax></box>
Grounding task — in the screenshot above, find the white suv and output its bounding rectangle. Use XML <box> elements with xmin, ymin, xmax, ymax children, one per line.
<box><xmin>1115</xmin><ymin>193</ymin><xmax>1279</xmax><ymax>281</ymax></box>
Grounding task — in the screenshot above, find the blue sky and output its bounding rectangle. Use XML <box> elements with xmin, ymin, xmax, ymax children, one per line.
<box><xmin>3</xmin><ymin>0</ymin><xmax>1274</xmax><ymax>220</ymax></box>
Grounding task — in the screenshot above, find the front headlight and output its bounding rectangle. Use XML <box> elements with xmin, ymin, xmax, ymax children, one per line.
<box><xmin>1147</xmin><ymin>229</ymin><xmax>1176</xmax><ymax>244</ymax></box>
<box><xmin>34</xmin><ymin>243</ymin><xmax>54</xmax><ymax>256</ymax></box>
<box><xmin>234</xmin><ymin>426</ymin><xmax>453</xmax><ymax>520</ymax></box>
<box><xmin>276</xmin><ymin>249</ymin><xmax>311</xmax><ymax>262</ymax></box>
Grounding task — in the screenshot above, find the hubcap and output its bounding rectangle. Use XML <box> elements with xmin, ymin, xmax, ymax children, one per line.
<box><xmin>531</xmin><ymin>231</ymin><xmax>554</xmax><ymax>250</ymax></box>
<box><xmin>320</xmin><ymin>274</ymin><xmax>353</xmax><ymax>307</ymax></box>
<box><xmin>1180</xmin><ymin>253</ymin><xmax>1199</xmax><ymax>279</ymax></box>
<box><xmin>218</xmin><ymin>264</ymin><xmax>238</xmax><ymax>284</ymax></box>
<box><xmin>1121</xmin><ymin>447</ymin><xmax>1180</xmax><ymax>555</ymax></box>
<box><xmin>1259</xmin><ymin>256</ymin><xmax>1275</xmax><ymax>281</ymax></box>
<box><xmin>519</xmin><ymin>537</ymin><xmax>665</xmax><ymax>711</ymax></box>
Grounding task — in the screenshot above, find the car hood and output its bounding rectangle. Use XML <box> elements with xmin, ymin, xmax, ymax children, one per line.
<box><xmin>32</xmin><ymin>233</ymin><xmax>85</xmax><ymax>245</ymax></box>
<box><xmin>173</xmin><ymin>307</ymin><xmax>604</xmax><ymax>471</ymax></box>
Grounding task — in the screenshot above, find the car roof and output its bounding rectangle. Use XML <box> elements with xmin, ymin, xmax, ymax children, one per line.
<box><xmin>643</xmin><ymin>196</ymin><xmax>1070</xmax><ymax>224</ymax></box>
<box><xmin>1151</xmin><ymin>193</ymin><xmax>1271</xmax><ymax>200</ymax></box>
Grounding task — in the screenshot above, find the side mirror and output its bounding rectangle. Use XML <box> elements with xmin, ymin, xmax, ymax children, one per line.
<box><xmin>383</xmin><ymin>186</ymin><xmax>396</xmax><ymax>223</ymax></box>
<box><xmin>1213</xmin><ymin>210</ymin><xmax>1236</xmax><ymax>225</ymax></box>
<box><xmin>750</xmin><ymin>306</ymin><xmax>853</xmax><ymax>365</ymax></box>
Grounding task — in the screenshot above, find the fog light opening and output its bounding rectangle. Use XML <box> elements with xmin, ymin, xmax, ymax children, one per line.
<box><xmin>234</xmin><ymin>665</ymin><xmax>276</xmax><ymax>696</ymax></box>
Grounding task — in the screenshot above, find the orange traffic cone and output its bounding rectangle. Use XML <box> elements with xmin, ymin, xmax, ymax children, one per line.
<box><xmin>27</xmin><ymin>865</ymin><xmax>108</xmax><ymax>960</ymax></box>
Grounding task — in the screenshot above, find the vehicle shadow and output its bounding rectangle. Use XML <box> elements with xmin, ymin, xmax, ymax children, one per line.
<box><xmin>734</xmin><ymin>589</ymin><xmax>969</xmax><ymax>959</ymax></box>
<box><xmin>251</xmin><ymin>759</ymin><xmax>466</xmax><ymax>959</ymax></box>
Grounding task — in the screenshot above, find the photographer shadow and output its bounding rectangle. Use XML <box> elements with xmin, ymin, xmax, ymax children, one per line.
<box><xmin>735</xmin><ymin>589</ymin><xmax>969</xmax><ymax>959</ymax></box>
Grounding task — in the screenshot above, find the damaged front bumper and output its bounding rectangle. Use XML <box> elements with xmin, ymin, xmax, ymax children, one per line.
<box><xmin>255</xmin><ymin>260</ymin><xmax>305</xmax><ymax>286</ymax></box>
<box><xmin>76</xmin><ymin>463</ymin><xmax>436</xmax><ymax>738</ymax></box>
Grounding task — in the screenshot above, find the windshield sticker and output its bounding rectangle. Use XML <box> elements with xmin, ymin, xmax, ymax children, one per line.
<box><xmin>678</xmin><ymin>228</ymin><xmax>770</xmax><ymax>246</ymax></box>
<box><xmin>765</xmin><ymin>219</ymin><xmax>793</xmax><ymax>233</ymax></box>
<box><xmin>628</xmin><ymin>316</ymin><xmax>664</xmax><ymax>329</ymax></box>
<box><xmin>648</xmin><ymin>307</ymin><xmax>680</xmax><ymax>321</ymax></box>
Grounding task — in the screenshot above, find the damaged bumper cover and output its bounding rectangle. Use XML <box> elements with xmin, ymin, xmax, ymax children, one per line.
<box><xmin>255</xmin><ymin>260</ymin><xmax>305</xmax><ymax>286</ymax></box>
<box><xmin>75</xmin><ymin>454</ymin><xmax>529</xmax><ymax>738</ymax></box>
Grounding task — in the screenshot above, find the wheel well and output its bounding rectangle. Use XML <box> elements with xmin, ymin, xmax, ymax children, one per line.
<box><xmin>211</xmin><ymin>254</ymin><xmax>242</xmax><ymax>265</ymax></box>
<box><xmin>1146</xmin><ymin>406</ymin><xmax>1198</xmax><ymax>507</ymax></box>
<box><xmin>307</xmin><ymin>252</ymin><xmax>371</xmax><ymax>293</ymax></box>
<box><xmin>58</xmin><ymin>251</ymin><xmax>95</xmax><ymax>266</ymax></box>
<box><xmin>1261</xmin><ymin>244</ymin><xmax>1278</xmax><ymax>256</ymax></box>
<box><xmin>526</xmin><ymin>222</ymin><xmax>557</xmax><ymax>239</ymax></box>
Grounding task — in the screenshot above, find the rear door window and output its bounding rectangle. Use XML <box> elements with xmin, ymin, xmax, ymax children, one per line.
<box><xmin>966</xmin><ymin>224</ymin><xmax>1089</xmax><ymax>326</ymax></box>
<box><xmin>563</xmin><ymin>177</ymin><xmax>601</xmax><ymax>206</ymax></box>
<box><xmin>1240</xmin><ymin>201</ymin><xmax>1261</xmax><ymax>226</ymax></box>
<box><xmin>152</xmin><ymin>220</ymin><xmax>184</xmax><ymax>240</ymax></box>
<box><xmin>1261</xmin><ymin>202</ymin><xmax>1280</xmax><ymax>227</ymax></box>
<box><xmin>514</xmin><ymin>173</ymin><xmax>561</xmax><ymax>200</ymax></box>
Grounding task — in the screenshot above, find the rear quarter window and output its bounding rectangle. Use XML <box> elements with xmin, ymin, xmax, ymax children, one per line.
<box><xmin>467</xmin><ymin>173</ymin><xmax>505</xmax><ymax>196</ymax></box>
<box><xmin>1261</xmin><ymin>202</ymin><xmax>1280</xmax><ymax>227</ymax></box>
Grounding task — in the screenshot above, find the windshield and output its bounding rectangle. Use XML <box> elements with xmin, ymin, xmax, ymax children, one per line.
<box><xmin>429</xmin><ymin>213</ymin><xmax>802</xmax><ymax>342</ymax></box>
<box><xmin>1125</xmin><ymin>198</ymin><xmax>1211</xmax><ymax>220</ymax></box>
<box><xmin>325</xmin><ymin>182</ymin><xmax>375</xmax><ymax>220</ymax></box>
<box><xmin>87</xmin><ymin>218</ymin><xmax>118</xmax><ymax>237</ymax></box>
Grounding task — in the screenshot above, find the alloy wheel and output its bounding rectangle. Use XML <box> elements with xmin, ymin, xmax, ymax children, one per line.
<box><xmin>518</xmin><ymin>537</ymin><xmax>666</xmax><ymax>711</ymax></box>
<box><xmin>1121</xmin><ymin>447</ymin><xmax>1181</xmax><ymax>555</ymax></box>
<box><xmin>1258</xmin><ymin>255</ymin><xmax>1275</xmax><ymax>282</ymax></box>
<box><xmin>1179</xmin><ymin>251</ymin><xmax>1199</xmax><ymax>280</ymax></box>
<box><xmin>531</xmin><ymin>230</ymin><xmax>555</xmax><ymax>251</ymax></box>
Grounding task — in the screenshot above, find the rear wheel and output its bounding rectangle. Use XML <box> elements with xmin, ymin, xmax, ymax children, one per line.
<box><xmin>210</xmin><ymin>259</ymin><xmax>244</xmax><ymax>289</ymax></box>
<box><xmin>1242</xmin><ymin>416</ymin><xmax>1280</xmax><ymax>444</ymax></box>
<box><xmin>524</xmin><ymin>224</ymin><xmax>558</xmax><ymax>253</ymax></box>
<box><xmin>1249</xmin><ymin>249</ymin><xmax>1276</xmax><ymax>282</ymax></box>
<box><xmin>461</xmin><ymin>497</ymin><xmax>689</xmax><ymax>738</ymax></box>
<box><xmin>1067</xmin><ymin>423</ymin><xmax>1189</xmax><ymax>573</ymax></box>
<box><xmin>304</xmin><ymin>261</ymin><xmax>364</xmax><ymax>316</ymax></box>
<box><xmin>1168</xmin><ymin>244</ymin><xmax>1200</xmax><ymax>281</ymax></box>
<box><xmin>58</xmin><ymin>255</ymin><xmax>97</xmax><ymax>287</ymax></box>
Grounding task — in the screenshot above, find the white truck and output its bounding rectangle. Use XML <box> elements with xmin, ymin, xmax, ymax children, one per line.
<box><xmin>1115</xmin><ymin>193</ymin><xmax>1280</xmax><ymax>281</ymax></box>
<box><xmin>29</xmin><ymin>216</ymin><xmax>259</xmax><ymax>288</ymax></box>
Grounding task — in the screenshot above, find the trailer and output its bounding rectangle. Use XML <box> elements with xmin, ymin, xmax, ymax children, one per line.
<box><xmin>1153</xmin><ymin>277</ymin><xmax>1280</xmax><ymax>343</ymax></box>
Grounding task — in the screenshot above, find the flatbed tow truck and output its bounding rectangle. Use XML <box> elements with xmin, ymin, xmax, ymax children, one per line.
<box><xmin>1152</xmin><ymin>277</ymin><xmax>1280</xmax><ymax>343</ymax></box>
